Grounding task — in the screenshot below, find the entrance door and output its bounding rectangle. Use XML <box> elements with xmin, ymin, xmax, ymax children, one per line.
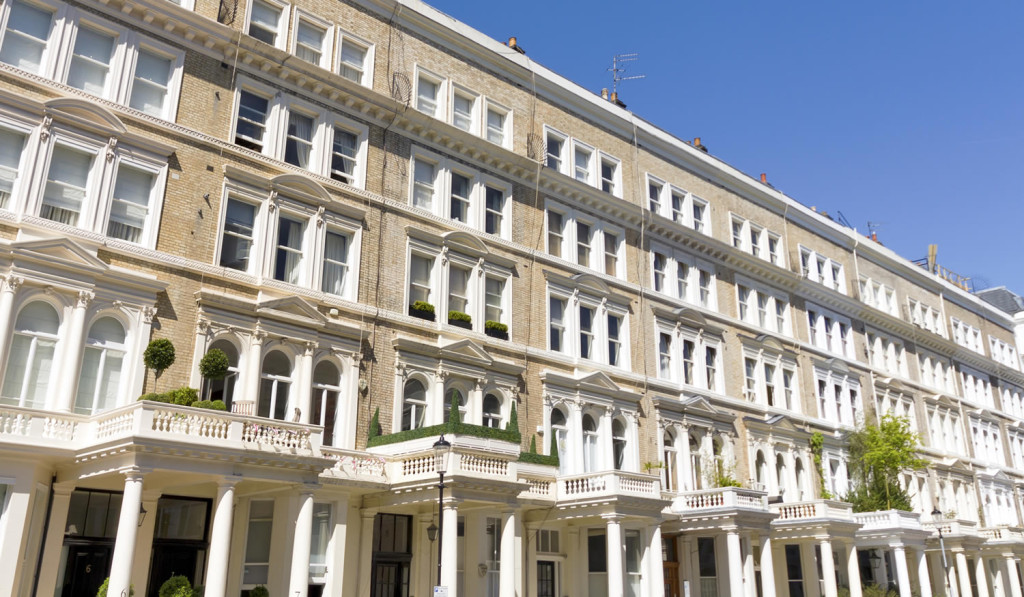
<box><xmin>371</xmin><ymin>562</ymin><xmax>409</xmax><ymax>597</ymax></box>
<box><xmin>61</xmin><ymin>545</ymin><xmax>112</xmax><ymax>597</ymax></box>
<box><xmin>148</xmin><ymin>544</ymin><xmax>204</xmax><ymax>597</ymax></box>
<box><xmin>538</xmin><ymin>561</ymin><xmax>556</xmax><ymax>597</ymax></box>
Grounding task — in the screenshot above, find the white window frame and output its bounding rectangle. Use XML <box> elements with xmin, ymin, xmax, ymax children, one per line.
<box><xmin>805</xmin><ymin>303</ymin><xmax>854</xmax><ymax>358</ymax></box>
<box><xmin>798</xmin><ymin>244</ymin><xmax>846</xmax><ymax>293</ymax></box>
<box><xmin>291</xmin><ymin>9</ymin><xmax>331</xmax><ymax>69</ymax></box>
<box><xmin>414</xmin><ymin>65</ymin><xmax>445</xmax><ymax>118</ymax></box>
<box><xmin>548</xmin><ymin>282</ymin><xmax>630</xmax><ymax>369</ymax></box>
<box><xmin>813</xmin><ymin>367</ymin><xmax>861</xmax><ymax>427</ymax></box>
<box><xmin>859</xmin><ymin>275</ymin><xmax>898</xmax><ymax>316</ymax></box>
<box><xmin>0</xmin><ymin>0</ymin><xmax>63</xmax><ymax>77</ymax></box>
<box><xmin>327</xmin><ymin>116</ymin><xmax>369</xmax><ymax>189</ymax></box>
<box><xmin>735</xmin><ymin>276</ymin><xmax>790</xmax><ymax>336</ymax></box>
<box><xmin>571</xmin><ymin>140</ymin><xmax>594</xmax><ymax>185</ymax></box>
<box><xmin>336</xmin><ymin>30</ymin><xmax>373</xmax><ymax>87</ymax></box>
<box><xmin>484</xmin><ymin>98</ymin><xmax>511</xmax><ymax>149</ymax></box>
<box><xmin>246</xmin><ymin>0</ymin><xmax>290</xmax><ymax>50</ymax></box>
<box><xmin>598</xmin><ymin>152</ymin><xmax>620</xmax><ymax>197</ymax></box>
<box><xmin>543</xmin><ymin>125</ymin><xmax>568</xmax><ymax>174</ymax></box>
<box><xmin>450</xmin><ymin>84</ymin><xmax>479</xmax><ymax>134</ymax></box>
<box><xmin>654</xmin><ymin>319</ymin><xmax>723</xmax><ymax>393</ymax></box>
<box><xmin>545</xmin><ymin>199</ymin><xmax>622</xmax><ymax>277</ymax></box>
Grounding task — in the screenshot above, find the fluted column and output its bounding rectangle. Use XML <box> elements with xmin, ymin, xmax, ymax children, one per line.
<box><xmin>726</xmin><ymin>528</ymin><xmax>745</xmax><ymax>597</ymax></box>
<box><xmin>107</xmin><ymin>470</ymin><xmax>144</xmax><ymax>597</ymax></box>
<box><xmin>605</xmin><ymin>515</ymin><xmax>625</xmax><ymax>597</ymax></box>
<box><xmin>441</xmin><ymin>499</ymin><xmax>459</xmax><ymax>595</ymax></box>
<box><xmin>894</xmin><ymin>545</ymin><xmax>913</xmax><ymax>597</ymax></box>
<box><xmin>53</xmin><ymin>290</ymin><xmax>93</xmax><ymax>412</ymax></box>
<box><xmin>204</xmin><ymin>480</ymin><xmax>238</xmax><ymax>597</ymax></box>
<box><xmin>288</xmin><ymin>490</ymin><xmax>315</xmax><ymax>597</ymax></box>
<box><xmin>819</xmin><ymin>539</ymin><xmax>838</xmax><ymax>597</ymax></box>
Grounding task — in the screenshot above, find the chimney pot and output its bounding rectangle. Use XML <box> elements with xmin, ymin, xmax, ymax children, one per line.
<box><xmin>601</xmin><ymin>88</ymin><xmax>609</xmax><ymax>100</ymax></box>
<box><xmin>693</xmin><ymin>137</ymin><xmax>701</xmax><ymax>146</ymax></box>
<box><xmin>871</xmin><ymin>232</ymin><xmax>878</xmax><ymax>242</ymax></box>
<box><xmin>508</xmin><ymin>36</ymin><xmax>517</xmax><ymax>47</ymax></box>
<box><xmin>760</xmin><ymin>173</ymin><xmax>767</xmax><ymax>184</ymax></box>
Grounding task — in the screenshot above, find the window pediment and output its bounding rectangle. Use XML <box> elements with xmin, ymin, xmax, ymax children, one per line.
<box><xmin>540</xmin><ymin>368</ymin><xmax>640</xmax><ymax>405</ymax></box>
<box><xmin>271</xmin><ymin>173</ymin><xmax>333</xmax><ymax>204</ymax></box>
<box><xmin>9</xmin><ymin>235</ymin><xmax>109</xmax><ymax>272</ymax></box>
<box><xmin>439</xmin><ymin>338</ymin><xmax>493</xmax><ymax>367</ymax></box>
<box><xmin>45</xmin><ymin>98</ymin><xmax>126</xmax><ymax>135</ymax></box>
<box><xmin>255</xmin><ymin>293</ymin><xmax>326</xmax><ymax>327</ymax></box>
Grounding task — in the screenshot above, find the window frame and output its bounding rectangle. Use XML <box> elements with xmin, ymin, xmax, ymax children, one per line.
<box><xmin>336</xmin><ymin>30</ymin><xmax>373</xmax><ymax>87</ymax></box>
<box><xmin>414</xmin><ymin>65</ymin><xmax>445</xmax><ymax>118</ymax></box>
<box><xmin>291</xmin><ymin>9</ymin><xmax>332</xmax><ymax>69</ymax></box>
<box><xmin>484</xmin><ymin>98</ymin><xmax>511</xmax><ymax>149</ymax></box>
<box><xmin>246</xmin><ymin>0</ymin><xmax>290</xmax><ymax>50</ymax></box>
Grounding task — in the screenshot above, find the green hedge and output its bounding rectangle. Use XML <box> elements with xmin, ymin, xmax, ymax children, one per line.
<box><xmin>138</xmin><ymin>388</ymin><xmax>224</xmax><ymax>412</ymax></box>
<box><xmin>367</xmin><ymin>421</ymin><xmax>521</xmax><ymax>448</ymax></box>
<box><xmin>518</xmin><ymin>452</ymin><xmax>559</xmax><ymax>467</ymax></box>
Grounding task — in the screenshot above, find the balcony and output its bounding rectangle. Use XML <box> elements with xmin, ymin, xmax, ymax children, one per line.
<box><xmin>517</xmin><ymin>467</ymin><xmax>665</xmax><ymax>511</ymax></box>
<box><xmin>922</xmin><ymin>518</ymin><xmax>979</xmax><ymax>537</ymax></box>
<box><xmin>671</xmin><ymin>487</ymin><xmax>769</xmax><ymax>514</ymax></box>
<box><xmin>770</xmin><ymin>499</ymin><xmax>854</xmax><ymax>522</ymax></box>
<box><xmin>855</xmin><ymin>509</ymin><xmax>922</xmax><ymax>532</ymax></box>
<box><xmin>0</xmin><ymin>400</ymin><xmax>323</xmax><ymax>457</ymax></box>
<box><xmin>979</xmin><ymin>526</ymin><xmax>1024</xmax><ymax>542</ymax></box>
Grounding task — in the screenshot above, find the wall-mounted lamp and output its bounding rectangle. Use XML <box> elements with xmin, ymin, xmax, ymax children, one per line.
<box><xmin>138</xmin><ymin>505</ymin><xmax>148</xmax><ymax>527</ymax></box>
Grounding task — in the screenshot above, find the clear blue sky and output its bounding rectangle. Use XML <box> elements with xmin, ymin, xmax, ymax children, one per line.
<box><xmin>427</xmin><ymin>0</ymin><xmax>1024</xmax><ymax>296</ymax></box>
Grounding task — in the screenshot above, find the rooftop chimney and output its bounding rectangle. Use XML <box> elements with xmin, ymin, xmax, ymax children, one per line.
<box><xmin>610</xmin><ymin>91</ymin><xmax>626</xmax><ymax>108</ymax></box>
<box><xmin>507</xmin><ymin>37</ymin><xmax>525</xmax><ymax>54</ymax></box>
<box><xmin>760</xmin><ymin>173</ymin><xmax>767</xmax><ymax>184</ymax></box>
<box><xmin>692</xmin><ymin>137</ymin><xmax>707</xmax><ymax>153</ymax></box>
<box><xmin>601</xmin><ymin>88</ymin><xmax>609</xmax><ymax>100</ymax></box>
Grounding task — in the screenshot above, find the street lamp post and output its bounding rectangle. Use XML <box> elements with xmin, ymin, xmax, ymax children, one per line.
<box><xmin>933</xmin><ymin>507</ymin><xmax>952</xmax><ymax>597</ymax></box>
<box><xmin>433</xmin><ymin>434</ymin><xmax>452</xmax><ymax>589</ymax></box>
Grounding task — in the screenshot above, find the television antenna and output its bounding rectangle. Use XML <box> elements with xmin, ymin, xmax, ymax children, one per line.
<box><xmin>608</xmin><ymin>53</ymin><xmax>645</xmax><ymax>94</ymax></box>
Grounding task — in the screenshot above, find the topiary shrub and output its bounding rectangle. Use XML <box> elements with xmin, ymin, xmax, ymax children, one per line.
<box><xmin>158</xmin><ymin>575</ymin><xmax>191</xmax><ymax>597</ymax></box>
<box><xmin>169</xmin><ymin>387</ymin><xmax>199</xmax><ymax>407</ymax></box>
<box><xmin>144</xmin><ymin>338</ymin><xmax>176</xmax><ymax>392</ymax></box>
<box><xmin>97</xmin><ymin>578</ymin><xmax>134</xmax><ymax>597</ymax></box>
<box><xmin>194</xmin><ymin>400</ymin><xmax>227</xmax><ymax>411</ymax></box>
<box><xmin>249</xmin><ymin>586</ymin><xmax>269</xmax><ymax>597</ymax></box>
<box><xmin>505</xmin><ymin>402</ymin><xmax>519</xmax><ymax>434</ymax></box>
<box><xmin>368</xmin><ymin>407</ymin><xmax>381</xmax><ymax>439</ymax></box>
<box><xmin>447</xmin><ymin>310</ymin><xmax>471</xmax><ymax>323</ymax></box>
<box><xmin>199</xmin><ymin>348</ymin><xmax>230</xmax><ymax>380</ymax></box>
<box><xmin>529</xmin><ymin>434</ymin><xmax>537</xmax><ymax>454</ymax></box>
<box><xmin>138</xmin><ymin>392</ymin><xmax>163</xmax><ymax>402</ymax></box>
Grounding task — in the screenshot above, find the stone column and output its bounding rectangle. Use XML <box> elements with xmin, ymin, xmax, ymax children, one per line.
<box><xmin>976</xmin><ymin>556</ymin><xmax>992</xmax><ymax>597</ymax></box>
<box><xmin>569</xmin><ymin>401</ymin><xmax>584</xmax><ymax>473</ymax></box>
<box><xmin>649</xmin><ymin>524</ymin><xmax>665</xmax><ymax>597</ymax></box>
<box><xmin>601</xmin><ymin>408</ymin><xmax>614</xmax><ymax>470</ymax></box>
<box><xmin>760</xmin><ymin>535</ymin><xmax>777</xmax><ymax>597</ymax></box>
<box><xmin>743</xmin><ymin>534</ymin><xmax>757</xmax><ymax>597</ymax></box>
<box><xmin>819</xmin><ymin>539</ymin><xmax>838</xmax><ymax>597</ymax></box>
<box><xmin>605</xmin><ymin>515</ymin><xmax>625</xmax><ymax>597</ymax></box>
<box><xmin>52</xmin><ymin>290</ymin><xmax>93</xmax><ymax>412</ymax></box>
<box><xmin>356</xmin><ymin>510</ymin><xmax>376</xmax><ymax>597</ymax></box>
<box><xmin>894</xmin><ymin>545</ymin><xmax>913</xmax><ymax>597</ymax></box>
<box><xmin>204</xmin><ymin>480</ymin><xmax>238</xmax><ymax>597</ymax></box>
<box><xmin>288</xmin><ymin>490</ymin><xmax>315</xmax><ymax>597</ymax></box>
<box><xmin>293</xmin><ymin>342</ymin><xmax>315</xmax><ymax>423</ymax></box>
<box><xmin>107</xmin><ymin>470</ymin><xmax>144</xmax><ymax>597</ymax></box>
<box><xmin>847</xmin><ymin>544</ymin><xmax>863</xmax><ymax>597</ymax></box>
<box><xmin>917</xmin><ymin>547</ymin><xmax>934</xmax><ymax>597</ymax></box>
<box><xmin>957</xmin><ymin>552</ymin><xmax>974</xmax><ymax>597</ymax></box>
<box><xmin>441</xmin><ymin>499</ymin><xmax>459</xmax><ymax>595</ymax></box>
<box><xmin>726</xmin><ymin>528</ymin><xmax>745</xmax><ymax>597</ymax></box>
<box><xmin>1005</xmin><ymin>556</ymin><xmax>1023</xmax><ymax>597</ymax></box>
<box><xmin>500</xmin><ymin>510</ymin><xmax>516</xmax><ymax>597</ymax></box>
<box><xmin>680</xmin><ymin>427</ymin><xmax>692</xmax><ymax>490</ymax></box>
<box><xmin>242</xmin><ymin>328</ymin><xmax>267</xmax><ymax>405</ymax></box>
<box><xmin>35</xmin><ymin>483</ymin><xmax>74</xmax><ymax>597</ymax></box>
<box><xmin>0</xmin><ymin>275</ymin><xmax>22</xmax><ymax>376</ymax></box>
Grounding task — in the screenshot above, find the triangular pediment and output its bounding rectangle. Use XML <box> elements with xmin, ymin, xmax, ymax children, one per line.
<box><xmin>272</xmin><ymin>174</ymin><xmax>332</xmax><ymax>203</ymax></box>
<box><xmin>45</xmin><ymin>98</ymin><xmax>126</xmax><ymax>134</ymax></box>
<box><xmin>939</xmin><ymin>458</ymin><xmax>974</xmax><ymax>476</ymax></box>
<box><xmin>256</xmin><ymin>294</ymin><xmax>326</xmax><ymax>325</ymax></box>
<box><xmin>679</xmin><ymin>395</ymin><xmax>723</xmax><ymax>417</ymax></box>
<box><xmin>439</xmin><ymin>338</ymin><xmax>493</xmax><ymax>365</ymax></box>
<box><xmin>576</xmin><ymin>370</ymin><xmax>621</xmax><ymax>392</ymax></box>
<box><xmin>12</xmin><ymin>236</ymin><xmax>108</xmax><ymax>271</ymax></box>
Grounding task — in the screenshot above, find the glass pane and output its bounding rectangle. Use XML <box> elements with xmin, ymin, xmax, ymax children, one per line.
<box><xmin>67</xmin><ymin>27</ymin><xmax>114</xmax><ymax>95</ymax></box>
<box><xmin>155</xmin><ymin>498</ymin><xmax>209</xmax><ymax>540</ymax></box>
<box><xmin>129</xmin><ymin>50</ymin><xmax>172</xmax><ymax>116</ymax></box>
<box><xmin>0</xmin><ymin>1</ymin><xmax>52</xmax><ymax>73</ymax></box>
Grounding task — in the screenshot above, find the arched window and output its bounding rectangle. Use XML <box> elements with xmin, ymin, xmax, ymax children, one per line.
<box><xmin>443</xmin><ymin>385</ymin><xmax>467</xmax><ymax>423</ymax></box>
<box><xmin>582</xmin><ymin>413</ymin><xmax>599</xmax><ymax>472</ymax></box>
<box><xmin>663</xmin><ymin>430</ymin><xmax>678</xmax><ymax>492</ymax></box>
<box><xmin>794</xmin><ymin>458</ymin><xmax>807</xmax><ymax>500</ymax></box>
<box><xmin>203</xmin><ymin>339</ymin><xmax>240</xmax><ymax>409</ymax></box>
<box><xmin>551</xmin><ymin>407</ymin><xmax>569</xmax><ymax>474</ymax></box>
<box><xmin>258</xmin><ymin>350</ymin><xmax>291</xmax><ymax>420</ymax></box>
<box><xmin>482</xmin><ymin>393</ymin><xmax>502</xmax><ymax>429</ymax></box>
<box><xmin>689</xmin><ymin>433</ymin><xmax>703</xmax><ymax>490</ymax></box>
<box><xmin>755</xmin><ymin>451</ymin><xmax>767</xmax><ymax>490</ymax></box>
<box><xmin>402</xmin><ymin>379</ymin><xmax>427</xmax><ymax>431</ymax></box>
<box><xmin>612</xmin><ymin>418</ymin><xmax>627</xmax><ymax>471</ymax></box>
<box><xmin>74</xmin><ymin>317</ymin><xmax>127</xmax><ymax>415</ymax></box>
<box><xmin>1</xmin><ymin>301</ymin><xmax>59</xmax><ymax>408</ymax></box>
<box><xmin>775</xmin><ymin>454</ymin><xmax>787</xmax><ymax>498</ymax></box>
<box><xmin>312</xmin><ymin>361</ymin><xmax>340</xmax><ymax>446</ymax></box>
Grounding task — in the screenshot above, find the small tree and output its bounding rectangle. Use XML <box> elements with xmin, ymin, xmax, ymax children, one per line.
<box><xmin>847</xmin><ymin>414</ymin><xmax>927</xmax><ymax>512</ymax></box>
<box><xmin>199</xmin><ymin>348</ymin><xmax>230</xmax><ymax>380</ymax></box>
<box><xmin>144</xmin><ymin>338</ymin><xmax>176</xmax><ymax>392</ymax></box>
<box><xmin>505</xmin><ymin>402</ymin><xmax>519</xmax><ymax>435</ymax></box>
<box><xmin>446</xmin><ymin>389</ymin><xmax>462</xmax><ymax>427</ymax></box>
<box><xmin>529</xmin><ymin>434</ymin><xmax>537</xmax><ymax>454</ymax></box>
<box><xmin>368</xmin><ymin>407</ymin><xmax>381</xmax><ymax>440</ymax></box>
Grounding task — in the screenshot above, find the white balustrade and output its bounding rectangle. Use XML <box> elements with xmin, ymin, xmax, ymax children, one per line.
<box><xmin>671</xmin><ymin>487</ymin><xmax>769</xmax><ymax>513</ymax></box>
<box><xmin>770</xmin><ymin>499</ymin><xmax>853</xmax><ymax>521</ymax></box>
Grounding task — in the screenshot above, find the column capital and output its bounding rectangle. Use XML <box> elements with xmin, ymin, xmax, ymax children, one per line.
<box><xmin>361</xmin><ymin>508</ymin><xmax>379</xmax><ymax>520</ymax></box>
<box><xmin>601</xmin><ymin>513</ymin><xmax>625</xmax><ymax>523</ymax></box>
<box><xmin>1</xmin><ymin>274</ymin><xmax>23</xmax><ymax>293</ymax></box>
<box><xmin>120</xmin><ymin>467</ymin><xmax>145</xmax><ymax>483</ymax></box>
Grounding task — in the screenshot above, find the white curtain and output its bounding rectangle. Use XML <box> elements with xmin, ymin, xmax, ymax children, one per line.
<box><xmin>339</xmin><ymin>39</ymin><xmax>365</xmax><ymax>82</ymax></box>
<box><xmin>68</xmin><ymin>27</ymin><xmax>114</xmax><ymax>95</ymax></box>
<box><xmin>108</xmin><ymin>166</ymin><xmax>153</xmax><ymax>242</ymax></box>
<box><xmin>331</xmin><ymin>128</ymin><xmax>357</xmax><ymax>183</ymax></box>
<box><xmin>129</xmin><ymin>50</ymin><xmax>171</xmax><ymax>116</ymax></box>
<box><xmin>42</xmin><ymin>147</ymin><xmax>92</xmax><ymax>224</ymax></box>
<box><xmin>287</xmin><ymin>113</ymin><xmax>314</xmax><ymax>168</ymax></box>
<box><xmin>321</xmin><ymin>231</ymin><xmax>348</xmax><ymax>295</ymax></box>
<box><xmin>74</xmin><ymin>318</ymin><xmax>126</xmax><ymax>415</ymax></box>
<box><xmin>276</xmin><ymin>218</ymin><xmax>303</xmax><ymax>284</ymax></box>
<box><xmin>0</xmin><ymin>129</ymin><xmax>25</xmax><ymax>208</ymax></box>
<box><xmin>412</xmin><ymin>160</ymin><xmax>435</xmax><ymax>209</ymax></box>
<box><xmin>0</xmin><ymin>1</ymin><xmax>53</xmax><ymax>73</ymax></box>
<box><xmin>295</xmin><ymin>21</ymin><xmax>323</xmax><ymax>63</ymax></box>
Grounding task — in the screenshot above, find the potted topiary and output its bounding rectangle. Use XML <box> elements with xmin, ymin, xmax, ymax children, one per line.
<box><xmin>485</xmin><ymin>320</ymin><xmax>508</xmax><ymax>340</ymax></box>
<box><xmin>158</xmin><ymin>575</ymin><xmax>192</xmax><ymax>597</ymax></box>
<box><xmin>409</xmin><ymin>300</ymin><xmax>436</xmax><ymax>321</ymax></box>
<box><xmin>144</xmin><ymin>338</ymin><xmax>176</xmax><ymax>392</ymax></box>
<box><xmin>448</xmin><ymin>310</ymin><xmax>472</xmax><ymax>329</ymax></box>
<box><xmin>97</xmin><ymin>578</ymin><xmax>134</xmax><ymax>597</ymax></box>
<box><xmin>199</xmin><ymin>348</ymin><xmax>230</xmax><ymax>381</ymax></box>
<box><xmin>250</xmin><ymin>586</ymin><xmax>270</xmax><ymax>597</ymax></box>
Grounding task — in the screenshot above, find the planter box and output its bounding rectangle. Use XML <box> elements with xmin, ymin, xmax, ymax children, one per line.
<box><xmin>409</xmin><ymin>306</ymin><xmax>435</xmax><ymax>321</ymax></box>
<box><xmin>485</xmin><ymin>327</ymin><xmax>509</xmax><ymax>340</ymax></box>
<box><xmin>448</xmin><ymin>318</ymin><xmax>472</xmax><ymax>330</ymax></box>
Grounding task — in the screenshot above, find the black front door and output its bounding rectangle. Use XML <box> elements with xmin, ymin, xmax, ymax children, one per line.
<box><xmin>371</xmin><ymin>562</ymin><xmax>409</xmax><ymax>597</ymax></box>
<box><xmin>61</xmin><ymin>545</ymin><xmax>112</xmax><ymax>597</ymax></box>
<box><xmin>538</xmin><ymin>560</ymin><xmax>556</xmax><ymax>597</ymax></box>
<box><xmin>147</xmin><ymin>544</ymin><xmax>204</xmax><ymax>597</ymax></box>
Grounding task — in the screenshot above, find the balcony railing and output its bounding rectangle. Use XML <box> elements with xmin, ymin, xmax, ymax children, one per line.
<box><xmin>0</xmin><ymin>401</ymin><xmax>320</xmax><ymax>454</ymax></box>
<box><xmin>557</xmin><ymin>470</ymin><xmax>661</xmax><ymax>501</ymax></box>
<box><xmin>671</xmin><ymin>487</ymin><xmax>769</xmax><ymax>513</ymax></box>
<box><xmin>854</xmin><ymin>509</ymin><xmax>922</xmax><ymax>532</ymax></box>
<box><xmin>321</xmin><ymin>447</ymin><xmax>388</xmax><ymax>481</ymax></box>
<box><xmin>922</xmin><ymin>518</ymin><xmax>979</xmax><ymax>536</ymax></box>
<box><xmin>770</xmin><ymin>499</ymin><xmax>854</xmax><ymax>522</ymax></box>
<box><xmin>979</xmin><ymin>526</ymin><xmax>1024</xmax><ymax>541</ymax></box>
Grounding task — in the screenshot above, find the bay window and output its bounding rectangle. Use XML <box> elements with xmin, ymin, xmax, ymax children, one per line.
<box><xmin>736</xmin><ymin>278</ymin><xmax>790</xmax><ymax>335</ymax></box>
<box><xmin>814</xmin><ymin>367</ymin><xmax>861</xmax><ymax>426</ymax></box>
<box><xmin>740</xmin><ymin>347</ymin><xmax>799</xmax><ymax>411</ymax></box>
